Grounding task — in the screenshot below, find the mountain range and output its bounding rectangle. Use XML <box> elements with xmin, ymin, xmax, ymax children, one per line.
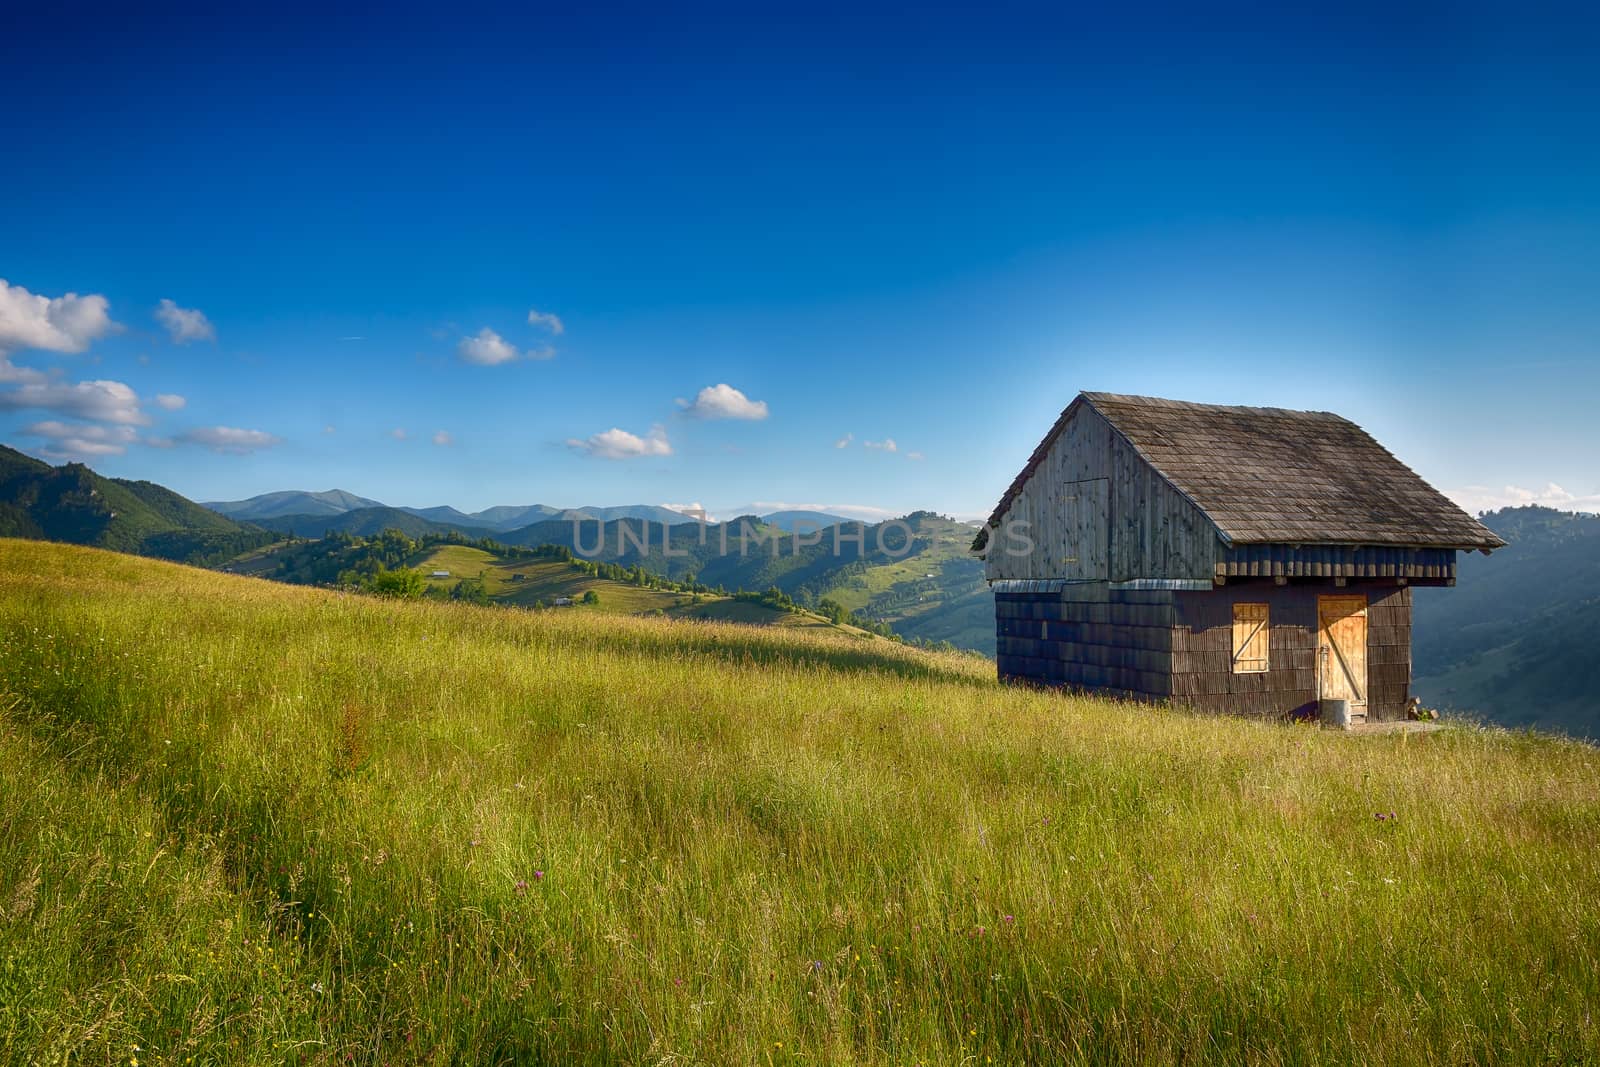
<box><xmin>1412</xmin><ymin>505</ymin><xmax>1600</xmax><ymax>738</ymax></box>
<box><xmin>204</xmin><ymin>490</ymin><xmax>852</xmax><ymax>534</ymax></box>
<box><xmin>2</xmin><ymin>452</ymin><xmax>1596</xmax><ymax>737</ymax></box>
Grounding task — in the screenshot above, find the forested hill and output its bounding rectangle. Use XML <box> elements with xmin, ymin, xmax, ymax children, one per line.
<box><xmin>1413</xmin><ymin>506</ymin><xmax>1600</xmax><ymax>737</ymax></box>
<box><xmin>0</xmin><ymin>445</ymin><xmax>277</xmax><ymax>565</ymax></box>
<box><xmin>243</xmin><ymin>511</ymin><xmax>992</xmax><ymax>652</ymax></box>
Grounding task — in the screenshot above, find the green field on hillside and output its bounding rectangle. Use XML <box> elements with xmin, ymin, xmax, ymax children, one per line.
<box><xmin>409</xmin><ymin>544</ymin><xmax>864</xmax><ymax>631</ymax></box>
<box><xmin>812</xmin><ymin>516</ymin><xmax>993</xmax><ymax>652</ymax></box>
<box><xmin>1</xmin><ymin>539</ymin><xmax>1597</xmax><ymax>1064</ymax></box>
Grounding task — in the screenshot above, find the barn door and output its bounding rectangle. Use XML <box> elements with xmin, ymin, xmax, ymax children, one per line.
<box><xmin>1318</xmin><ymin>595</ymin><xmax>1368</xmax><ymax>723</ymax></box>
<box><xmin>1058</xmin><ymin>478</ymin><xmax>1108</xmax><ymax>580</ymax></box>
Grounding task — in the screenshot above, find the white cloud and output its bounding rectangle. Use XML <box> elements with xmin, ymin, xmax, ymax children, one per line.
<box><xmin>323</xmin><ymin>424</ymin><xmax>336</xmax><ymax>434</ymax></box>
<box><xmin>155</xmin><ymin>393</ymin><xmax>186</xmax><ymax>410</ymax></box>
<box><xmin>1446</xmin><ymin>482</ymin><xmax>1600</xmax><ymax>516</ymax></box>
<box><xmin>432</xmin><ymin>430</ymin><xmax>453</xmax><ymax>447</ymax></box>
<box><xmin>154</xmin><ymin>299</ymin><xmax>216</xmax><ymax>344</ymax></box>
<box><xmin>0</xmin><ymin>356</ymin><xmax>49</xmax><ymax>385</ymax></box>
<box><xmin>906</xmin><ymin>450</ymin><xmax>925</xmax><ymax>461</ymax></box>
<box><xmin>23</xmin><ymin>420</ymin><xmax>140</xmax><ymax>459</ymax></box>
<box><xmin>176</xmin><ymin>426</ymin><xmax>283</xmax><ymax>454</ymax></box>
<box><xmin>457</xmin><ymin>327</ymin><xmax>519</xmax><ymax>366</ymax></box>
<box><xmin>662</xmin><ymin>502</ymin><xmax>715</xmax><ymax>521</ymax></box>
<box><xmin>0</xmin><ymin>377</ymin><xmax>148</xmax><ymax>424</ymax></box>
<box><xmin>527</xmin><ymin>308</ymin><xmax>565</xmax><ymax>335</ymax></box>
<box><xmin>0</xmin><ymin>279</ymin><xmax>117</xmax><ymax>354</ymax></box>
<box><xmin>391</xmin><ymin>428</ymin><xmax>408</xmax><ymax>441</ymax></box>
<box><xmin>525</xmin><ymin>344</ymin><xmax>557</xmax><ymax>361</ymax></box>
<box><xmin>677</xmin><ymin>383</ymin><xmax>769</xmax><ymax>421</ymax></box>
<box><xmin>863</xmin><ymin>438</ymin><xmax>897</xmax><ymax>452</ymax></box>
<box><xmin>834</xmin><ymin>432</ymin><xmax>853</xmax><ymax>449</ymax></box>
<box><xmin>566</xmin><ymin>424</ymin><xmax>672</xmax><ymax>460</ymax></box>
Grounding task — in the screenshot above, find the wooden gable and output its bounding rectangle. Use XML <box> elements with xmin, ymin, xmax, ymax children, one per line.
<box><xmin>983</xmin><ymin>399</ymin><xmax>1220</xmax><ymax>583</ymax></box>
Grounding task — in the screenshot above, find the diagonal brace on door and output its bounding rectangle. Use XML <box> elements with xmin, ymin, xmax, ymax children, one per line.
<box><xmin>1325</xmin><ymin>632</ymin><xmax>1364</xmax><ymax>702</ymax></box>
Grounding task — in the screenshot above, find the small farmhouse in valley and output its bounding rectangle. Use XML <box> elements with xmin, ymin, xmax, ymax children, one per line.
<box><xmin>977</xmin><ymin>392</ymin><xmax>1504</xmax><ymax>724</ymax></box>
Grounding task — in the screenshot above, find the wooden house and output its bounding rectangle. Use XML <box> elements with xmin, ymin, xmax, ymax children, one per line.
<box><xmin>977</xmin><ymin>393</ymin><xmax>1504</xmax><ymax>725</ymax></box>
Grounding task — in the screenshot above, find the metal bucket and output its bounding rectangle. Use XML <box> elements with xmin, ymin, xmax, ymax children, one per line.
<box><xmin>1320</xmin><ymin>698</ymin><xmax>1350</xmax><ymax>728</ymax></box>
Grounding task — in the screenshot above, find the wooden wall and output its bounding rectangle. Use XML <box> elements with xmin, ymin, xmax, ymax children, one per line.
<box><xmin>994</xmin><ymin>584</ymin><xmax>1174</xmax><ymax>698</ymax></box>
<box><xmin>985</xmin><ymin>401</ymin><xmax>1221</xmax><ymax>583</ymax></box>
<box><xmin>1365</xmin><ymin>586</ymin><xmax>1413</xmax><ymax>720</ymax></box>
<box><xmin>1170</xmin><ymin>582</ymin><xmax>1412</xmax><ymax>722</ymax></box>
<box><xmin>996</xmin><ymin>579</ymin><xmax>1414</xmax><ymax>723</ymax></box>
<box><xmin>1217</xmin><ymin>544</ymin><xmax>1457</xmax><ymax>583</ymax></box>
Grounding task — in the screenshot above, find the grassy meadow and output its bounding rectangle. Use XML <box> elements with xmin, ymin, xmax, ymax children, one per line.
<box><xmin>1</xmin><ymin>539</ymin><xmax>1597</xmax><ymax>1064</ymax></box>
<box><xmin>409</xmin><ymin>543</ymin><xmax>863</xmax><ymax>632</ymax></box>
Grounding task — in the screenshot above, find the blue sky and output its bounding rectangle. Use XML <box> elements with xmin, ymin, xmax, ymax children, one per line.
<box><xmin>2</xmin><ymin>5</ymin><xmax>1598</xmax><ymax>519</ymax></box>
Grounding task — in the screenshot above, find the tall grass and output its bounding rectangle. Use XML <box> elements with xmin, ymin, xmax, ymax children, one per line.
<box><xmin>1</xmin><ymin>539</ymin><xmax>1597</xmax><ymax>1064</ymax></box>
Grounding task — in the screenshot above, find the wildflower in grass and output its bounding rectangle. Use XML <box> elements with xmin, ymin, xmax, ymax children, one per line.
<box><xmin>514</xmin><ymin>879</ymin><xmax>527</xmax><ymax>892</ymax></box>
<box><xmin>533</xmin><ymin>869</ymin><xmax>544</xmax><ymax>880</ymax></box>
<box><xmin>1003</xmin><ymin>914</ymin><xmax>1014</xmax><ymax>924</ymax></box>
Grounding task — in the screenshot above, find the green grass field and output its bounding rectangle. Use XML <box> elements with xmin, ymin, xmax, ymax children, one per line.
<box><xmin>410</xmin><ymin>543</ymin><xmax>866</xmax><ymax>631</ymax></box>
<box><xmin>1</xmin><ymin>539</ymin><xmax>1597</xmax><ymax>1064</ymax></box>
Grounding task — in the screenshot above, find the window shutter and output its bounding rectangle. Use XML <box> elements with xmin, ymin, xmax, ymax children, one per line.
<box><xmin>1232</xmin><ymin>603</ymin><xmax>1270</xmax><ymax>673</ymax></box>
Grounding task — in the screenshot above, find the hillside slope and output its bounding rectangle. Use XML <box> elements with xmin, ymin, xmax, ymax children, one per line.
<box><xmin>408</xmin><ymin>542</ymin><xmax>876</xmax><ymax>633</ymax></box>
<box><xmin>1413</xmin><ymin>506</ymin><xmax>1600</xmax><ymax>736</ymax></box>
<box><xmin>1</xmin><ymin>538</ymin><xmax>1596</xmax><ymax>1063</ymax></box>
<box><xmin>494</xmin><ymin>511</ymin><xmax>989</xmax><ymax>645</ymax></box>
<box><xmin>255</xmin><ymin>505</ymin><xmax>473</xmax><ymax>539</ymax></box>
<box><xmin>204</xmin><ymin>488</ymin><xmax>386</xmax><ymax>520</ymax></box>
<box><xmin>0</xmin><ymin>444</ymin><xmax>276</xmax><ymax>564</ymax></box>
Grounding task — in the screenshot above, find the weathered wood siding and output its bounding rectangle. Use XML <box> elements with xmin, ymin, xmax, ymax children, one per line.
<box><xmin>1169</xmin><ymin>582</ymin><xmax>1412</xmax><ymax>722</ymax></box>
<box><xmin>984</xmin><ymin>402</ymin><xmax>1220</xmax><ymax>582</ymax></box>
<box><xmin>1365</xmin><ymin>587</ymin><xmax>1412</xmax><ymax>720</ymax></box>
<box><xmin>994</xmin><ymin>583</ymin><xmax>1174</xmax><ymax>698</ymax></box>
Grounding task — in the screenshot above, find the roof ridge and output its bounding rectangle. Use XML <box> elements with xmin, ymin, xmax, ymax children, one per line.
<box><xmin>1080</xmin><ymin>391</ymin><xmax>1349</xmax><ymax>422</ymax></box>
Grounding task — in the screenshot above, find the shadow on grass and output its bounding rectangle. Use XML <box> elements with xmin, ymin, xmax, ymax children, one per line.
<box><xmin>531</xmin><ymin>615</ymin><xmax>994</xmax><ymax>687</ymax></box>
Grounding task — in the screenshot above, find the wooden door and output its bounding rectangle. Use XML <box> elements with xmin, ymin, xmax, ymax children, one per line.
<box><xmin>1057</xmin><ymin>478</ymin><xmax>1108</xmax><ymax>580</ymax></box>
<box><xmin>1318</xmin><ymin>595</ymin><xmax>1368</xmax><ymax>720</ymax></box>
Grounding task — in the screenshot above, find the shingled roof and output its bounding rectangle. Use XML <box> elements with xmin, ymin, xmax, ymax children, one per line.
<box><xmin>987</xmin><ymin>392</ymin><xmax>1505</xmax><ymax>550</ymax></box>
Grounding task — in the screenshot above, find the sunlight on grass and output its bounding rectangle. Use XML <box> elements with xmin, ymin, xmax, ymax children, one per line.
<box><xmin>1</xmin><ymin>539</ymin><xmax>1596</xmax><ymax>1063</ymax></box>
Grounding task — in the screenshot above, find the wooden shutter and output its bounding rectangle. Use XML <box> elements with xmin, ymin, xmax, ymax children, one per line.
<box><xmin>1232</xmin><ymin>603</ymin><xmax>1269</xmax><ymax>673</ymax></box>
